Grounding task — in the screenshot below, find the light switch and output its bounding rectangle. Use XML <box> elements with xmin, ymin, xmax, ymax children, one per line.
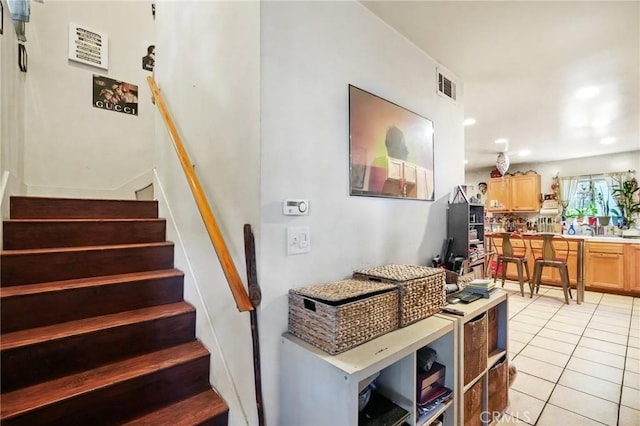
<box><xmin>287</xmin><ymin>226</ymin><xmax>311</xmax><ymax>255</ymax></box>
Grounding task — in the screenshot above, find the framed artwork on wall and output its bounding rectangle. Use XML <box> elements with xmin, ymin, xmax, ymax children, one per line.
<box><xmin>1</xmin><ymin>1</ymin><xmax>4</xmax><ymax>35</ymax></box>
<box><xmin>18</xmin><ymin>43</ymin><xmax>27</xmax><ymax>72</ymax></box>
<box><xmin>349</xmin><ymin>85</ymin><xmax>435</xmax><ymax>201</ymax></box>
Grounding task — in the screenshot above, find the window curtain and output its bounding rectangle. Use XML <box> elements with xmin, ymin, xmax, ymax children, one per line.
<box><xmin>559</xmin><ymin>176</ymin><xmax>579</xmax><ymax>206</ymax></box>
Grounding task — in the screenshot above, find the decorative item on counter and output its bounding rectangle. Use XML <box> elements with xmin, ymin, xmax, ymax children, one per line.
<box><xmin>550</xmin><ymin>175</ymin><xmax>561</xmax><ymax>201</ymax></box>
<box><xmin>611</xmin><ymin>174</ymin><xmax>640</xmax><ymax>229</ymax></box>
<box><xmin>490</xmin><ymin>168</ymin><xmax>503</xmax><ymax>178</ymax></box>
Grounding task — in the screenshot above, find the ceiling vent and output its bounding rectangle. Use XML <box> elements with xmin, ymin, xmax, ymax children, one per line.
<box><xmin>437</xmin><ymin>70</ymin><xmax>456</xmax><ymax>101</ymax></box>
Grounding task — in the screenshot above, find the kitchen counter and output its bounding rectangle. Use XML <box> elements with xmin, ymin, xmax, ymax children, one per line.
<box><xmin>520</xmin><ymin>233</ymin><xmax>640</xmax><ymax>244</ymax></box>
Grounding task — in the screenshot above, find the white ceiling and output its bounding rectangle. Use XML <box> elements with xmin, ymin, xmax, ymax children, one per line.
<box><xmin>361</xmin><ymin>0</ymin><xmax>640</xmax><ymax>170</ymax></box>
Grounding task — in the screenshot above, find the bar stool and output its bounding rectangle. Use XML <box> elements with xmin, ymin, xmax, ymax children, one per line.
<box><xmin>529</xmin><ymin>233</ymin><xmax>572</xmax><ymax>304</ymax></box>
<box><xmin>490</xmin><ymin>232</ymin><xmax>531</xmax><ymax>297</ymax></box>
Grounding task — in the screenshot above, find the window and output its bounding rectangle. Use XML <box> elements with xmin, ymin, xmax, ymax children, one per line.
<box><xmin>561</xmin><ymin>175</ymin><xmax>620</xmax><ymax>218</ymax></box>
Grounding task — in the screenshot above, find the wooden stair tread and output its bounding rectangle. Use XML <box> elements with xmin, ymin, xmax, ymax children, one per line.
<box><xmin>0</xmin><ymin>341</ymin><xmax>208</xmax><ymax>420</ymax></box>
<box><xmin>1</xmin><ymin>241</ymin><xmax>173</xmax><ymax>256</ymax></box>
<box><xmin>1</xmin><ymin>302</ymin><xmax>194</xmax><ymax>351</ymax></box>
<box><xmin>9</xmin><ymin>196</ymin><xmax>158</xmax><ymax>219</ymax></box>
<box><xmin>122</xmin><ymin>390</ymin><xmax>228</xmax><ymax>425</ymax></box>
<box><xmin>4</xmin><ymin>218</ymin><xmax>166</xmax><ymax>223</ymax></box>
<box><xmin>0</xmin><ymin>269</ymin><xmax>183</xmax><ymax>298</ymax></box>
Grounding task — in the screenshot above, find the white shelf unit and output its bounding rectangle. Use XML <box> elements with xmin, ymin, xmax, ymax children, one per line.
<box><xmin>437</xmin><ymin>290</ymin><xmax>509</xmax><ymax>426</ymax></box>
<box><xmin>280</xmin><ymin>315</ymin><xmax>458</xmax><ymax>426</ymax></box>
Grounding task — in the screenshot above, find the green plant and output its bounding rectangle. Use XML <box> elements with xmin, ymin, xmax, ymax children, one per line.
<box><xmin>611</xmin><ymin>177</ymin><xmax>640</xmax><ymax>227</ymax></box>
<box><xmin>596</xmin><ymin>191</ymin><xmax>610</xmax><ymax>216</ymax></box>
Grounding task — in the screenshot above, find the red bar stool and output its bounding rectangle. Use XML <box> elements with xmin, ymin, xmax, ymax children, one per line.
<box><xmin>490</xmin><ymin>232</ymin><xmax>531</xmax><ymax>297</ymax></box>
<box><xmin>529</xmin><ymin>233</ymin><xmax>572</xmax><ymax>303</ymax></box>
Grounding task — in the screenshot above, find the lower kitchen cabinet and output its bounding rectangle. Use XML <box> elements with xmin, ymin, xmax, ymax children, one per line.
<box><xmin>585</xmin><ymin>242</ymin><xmax>625</xmax><ymax>291</ymax></box>
<box><xmin>624</xmin><ymin>244</ymin><xmax>640</xmax><ymax>292</ymax></box>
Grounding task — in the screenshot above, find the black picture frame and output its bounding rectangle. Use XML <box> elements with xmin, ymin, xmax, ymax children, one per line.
<box><xmin>349</xmin><ymin>85</ymin><xmax>435</xmax><ymax>201</ymax></box>
<box><xmin>18</xmin><ymin>43</ymin><xmax>27</xmax><ymax>72</ymax></box>
<box><xmin>1</xmin><ymin>1</ymin><xmax>4</xmax><ymax>35</ymax></box>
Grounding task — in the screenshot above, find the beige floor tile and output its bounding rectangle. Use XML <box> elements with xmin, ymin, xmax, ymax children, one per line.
<box><xmin>598</xmin><ymin>301</ymin><xmax>633</xmax><ymax>311</ymax></box>
<box><xmin>519</xmin><ymin>345</ymin><xmax>569</xmax><ymax>367</ymax></box>
<box><xmin>630</xmin><ymin>317</ymin><xmax>640</xmax><ymax>330</ymax></box>
<box><xmin>565</xmin><ymin>357</ymin><xmax>623</xmax><ymax>384</ymax></box>
<box><xmin>631</xmin><ymin>327</ymin><xmax>640</xmax><ymax>338</ymax></box>
<box><xmin>494</xmin><ymin>413</ymin><xmax>530</xmax><ymax>424</ymax></box>
<box><xmin>512</xmin><ymin>354</ymin><xmax>563</xmax><ymax>382</ymax></box>
<box><xmin>504</xmin><ymin>389</ymin><xmax>545</xmax><ymax>425</ymax></box>
<box><xmin>510</xmin><ymin>371</ymin><xmax>555</xmax><ymax>401</ymax></box>
<box><xmin>629</xmin><ymin>336</ymin><xmax>640</xmax><ymax>348</ymax></box>
<box><xmin>511</xmin><ymin>314</ymin><xmax>548</xmax><ymax>327</ymax></box>
<box><xmin>508</xmin><ymin>339</ymin><xmax>526</xmax><ymax>355</ymax></box>
<box><xmin>543</xmin><ymin>320</ymin><xmax>585</xmax><ymax>336</ymax></box>
<box><xmin>626</xmin><ymin>357</ymin><xmax>640</xmax><ymax>374</ymax></box>
<box><xmin>624</xmin><ymin>370</ymin><xmax>640</xmax><ymax>390</ymax></box>
<box><xmin>582</xmin><ymin>328</ymin><xmax>629</xmax><ymax>345</ymax></box>
<box><xmin>522</xmin><ymin>304</ymin><xmax>559</xmax><ymax>315</ymax></box>
<box><xmin>601</xmin><ymin>293</ymin><xmax>634</xmax><ymax>305</ymax></box>
<box><xmin>537</xmin><ymin>328</ymin><xmax>581</xmax><ymax>345</ymax></box>
<box><xmin>618</xmin><ymin>405</ymin><xmax>640</xmax><ymax>426</ymax></box>
<box><xmin>557</xmin><ymin>369</ymin><xmax>621</xmax><ymax>403</ymax></box>
<box><xmin>509</xmin><ymin>330</ymin><xmax>535</xmax><ymax>344</ymax></box>
<box><xmin>590</xmin><ymin>314</ymin><xmax>631</xmax><ymax>329</ymax></box>
<box><xmin>509</xmin><ymin>321</ymin><xmax>542</xmax><ymax>335</ymax></box>
<box><xmin>628</xmin><ymin>347</ymin><xmax>640</xmax><ymax>360</ymax></box>
<box><xmin>519</xmin><ymin>309</ymin><xmax>555</xmax><ymax>320</ymax></box>
<box><xmin>528</xmin><ymin>335</ymin><xmax>575</xmax><ymax>355</ymax></box>
<box><xmin>548</xmin><ymin>384</ymin><xmax>618</xmax><ymax>425</ymax></box>
<box><xmin>536</xmin><ymin>403</ymin><xmax>603</xmax><ymax>426</ymax></box>
<box><xmin>571</xmin><ymin>346</ymin><xmax>625</xmax><ymax>369</ymax></box>
<box><xmin>622</xmin><ymin>386</ymin><xmax>640</xmax><ymax>410</ymax></box>
<box><xmin>586</xmin><ymin>320</ymin><xmax>630</xmax><ymax>336</ymax></box>
<box><xmin>581</xmin><ymin>292</ymin><xmax>603</xmax><ymax>304</ymax></box>
<box><xmin>578</xmin><ymin>336</ymin><xmax>627</xmax><ymax>356</ymax></box>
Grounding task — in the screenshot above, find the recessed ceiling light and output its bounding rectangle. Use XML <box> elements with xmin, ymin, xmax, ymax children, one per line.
<box><xmin>464</xmin><ymin>118</ymin><xmax>476</xmax><ymax>126</ymax></box>
<box><xmin>601</xmin><ymin>137</ymin><xmax>616</xmax><ymax>145</ymax></box>
<box><xmin>576</xmin><ymin>86</ymin><xmax>600</xmax><ymax>99</ymax></box>
<box><xmin>518</xmin><ymin>150</ymin><xmax>531</xmax><ymax>157</ymax></box>
<box><xmin>494</xmin><ymin>138</ymin><xmax>508</xmax><ymax>144</ymax></box>
<box><xmin>591</xmin><ymin>118</ymin><xmax>610</xmax><ymax>128</ymax></box>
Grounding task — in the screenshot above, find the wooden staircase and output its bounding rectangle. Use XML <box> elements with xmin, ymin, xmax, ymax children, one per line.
<box><xmin>0</xmin><ymin>196</ymin><xmax>229</xmax><ymax>425</ymax></box>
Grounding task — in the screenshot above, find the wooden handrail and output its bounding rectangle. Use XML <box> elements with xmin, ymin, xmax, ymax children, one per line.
<box><xmin>147</xmin><ymin>77</ymin><xmax>253</xmax><ymax>312</ymax></box>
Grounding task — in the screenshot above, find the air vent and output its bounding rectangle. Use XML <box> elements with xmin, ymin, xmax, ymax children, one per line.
<box><xmin>438</xmin><ymin>71</ymin><xmax>456</xmax><ymax>101</ymax></box>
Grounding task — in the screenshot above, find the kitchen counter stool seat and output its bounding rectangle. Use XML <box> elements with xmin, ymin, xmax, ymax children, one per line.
<box><xmin>491</xmin><ymin>232</ymin><xmax>531</xmax><ymax>297</ymax></box>
<box><xmin>529</xmin><ymin>233</ymin><xmax>572</xmax><ymax>304</ymax></box>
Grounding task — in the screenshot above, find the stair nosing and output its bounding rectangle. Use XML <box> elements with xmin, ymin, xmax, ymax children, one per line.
<box><xmin>121</xmin><ymin>390</ymin><xmax>227</xmax><ymax>425</ymax></box>
<box><xmin>1</xmin><ymin>241</ymin><xmax>174</xmax><ymax>256</ymax></box>
<box><xmin>4</xmin><ymin>218</ymin><xmax>166</xmax><ymax>223</ymax></box>
<box><xmin>0</xmin><ymin>269</ymin><xmax>184</xmax><ymax>298</ymax></box>
<box><xmin>1</xmin><ymin>302</ymin><xmax>195</xmax><ymax>351</ymax></box>
<box><xmin>0</xmin><ymin>341</ymin><xmax>208</xmax><ymax>420</ymax></box>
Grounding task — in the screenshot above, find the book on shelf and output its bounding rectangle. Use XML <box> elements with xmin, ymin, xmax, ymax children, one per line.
<box><xmin>462</xmin><ymin>287</ymin><xmax>497</xmax><ymax>298</ymax></box>
<box><xmin>416</xmin><ymin>387</ymin><xmax>453</xmax><ymax>424</ymax></box>
<box><xmin>359</xmin><ymin>391</ymin><xmax>411</xmax><ymax>426</ymax></box>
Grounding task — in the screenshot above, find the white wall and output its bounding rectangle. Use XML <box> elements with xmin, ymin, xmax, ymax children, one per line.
<box><xmin>465</xmin><ymin>150</ymin><xmax>640</xmax><ymax>198</ymax></box>
<box><xmin>24</xmin><ymin>1</ymin><xmax>155</xmax><ymax>198</ymax></box>
<box><xmin>260</xmin><ymin>2</ymin><xmax>464</xmax><ymax>424</ymax></box>
<box><xmin>154</xmin><ymin>1</ymin><xmax>261</xmax><ymax>425</ymax></box>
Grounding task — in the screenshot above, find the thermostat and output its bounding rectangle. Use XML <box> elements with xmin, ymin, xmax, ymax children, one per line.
<box><xmin>283</xmin><ymin>199</ymin><xmax>309</xmax><ymax>215</ymax></box>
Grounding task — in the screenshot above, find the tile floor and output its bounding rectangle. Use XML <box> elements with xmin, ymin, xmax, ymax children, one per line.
<box><xmin>495</xmin><ymin>281</ymin><xmax>640</xmax><ymax>425</ymax></box>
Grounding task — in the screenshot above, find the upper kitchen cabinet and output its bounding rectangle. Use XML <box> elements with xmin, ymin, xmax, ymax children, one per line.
<box><xmin>487</xmin><ymin>174</ymin><xmax>541</xmax><ymax>212</ymax></box>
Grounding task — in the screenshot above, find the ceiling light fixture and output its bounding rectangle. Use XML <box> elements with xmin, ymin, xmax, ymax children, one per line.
<box><xmin>575</xmin><ymin>86</ymin><xmax>600</xmax><ymax>100</ymax></box>
<box><xmin>600</xmin><ymin>137</ymin><xmax>616</xmax><ymax>145</ymax></box>
<box><xmin>494</xmin><ymin>138</ymin><xmax>508</xmax><ymax>144</ymax></box>
<box><xmin>518</xmin><ymin>150</ymin><xmax>531</xmax><ymax>157</ymax></box>
<box><xmin>463</xmin><ymin>118</ymin><xmax>476</xmax><ymax>126</ymax></box>
<box><xmin>496</xmin><ymin>152</ymin><xmax>510</xmax><ymax>176</ymax></box>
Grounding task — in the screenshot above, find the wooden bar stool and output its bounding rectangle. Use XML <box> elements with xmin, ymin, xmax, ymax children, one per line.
<box><xmin>529</xmin><ymin>233</ymin><xmax>572</xmax><ymax>304</ymax></box>
<box><xmin>490</xmin><ymin>232</ymin><xmax>531</xmax><ymax>297</ymax></box>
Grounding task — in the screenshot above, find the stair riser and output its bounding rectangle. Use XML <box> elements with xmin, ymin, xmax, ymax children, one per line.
<box><xmin>10</xmin><ymin>197</ymin><xmax>158</xmax><ymax>219</ymax></box>
<box><xmin>3</xmin><ymin>220</ymin><xmax>167</xmax><ymax>250</ymax></box>
<box><xmin>1</xmin><ymin>275</ymin><xmax>184</xmax><ymax>333</ymax></box>
<box><xmin>2</xmin><ymin>355</ymin><xmax>211</xmax><ymax>425</ymax></box>
<box><xmin>1</xmin><ymin>244</ymin><xmax>174</xmax><ymax>286</ymax></box>
<box><xmin>1</xmin><ymin>312</ymin><xmax>196</xmax><ymax>392</ymax></box>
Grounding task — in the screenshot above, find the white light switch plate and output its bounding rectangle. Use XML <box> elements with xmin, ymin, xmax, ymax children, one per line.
<box><xmin>287</xmin><ymin>226</ymin><xmax>311</xmax><ymax>255</ymax></box>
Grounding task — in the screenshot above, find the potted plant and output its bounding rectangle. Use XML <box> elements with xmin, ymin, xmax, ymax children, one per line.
<box><xmin>611</xmin><ymin>177</ymin><xmax>640</xmax><ymax>228</ymax></box>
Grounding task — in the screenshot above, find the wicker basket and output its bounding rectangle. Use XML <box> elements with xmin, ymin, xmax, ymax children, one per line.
<box><xmin>353</xmin><ymin>264</ymin><xmax>446</xmax><ymax>327</ymax></box>
<box><xmin>464</xmin><ymin>313</ymin><xmax>487</xmax><ymax>386</ymax></box>
<box><xmin>464</xmin><ymin>378</ymin><xmax>484</xmax><ymax>426</ymax></box>
<box><xmin>288</xmin><ymin>279</ymin><xmax>399</xmax><ymax>355</ymax></box>
<box><xmin>488</xmin><ymin>356</ymin><xmax>508</xmax><ymax>415</ymax></box>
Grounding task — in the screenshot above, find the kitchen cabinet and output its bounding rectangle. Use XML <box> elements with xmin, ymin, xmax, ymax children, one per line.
<box><xmin>486</xmin><ymin>175</ymin><xmax>541</xmax><ymax>213</ymax></box>
<box><xmin>280</xmin><ymin>315</ymin><xmax>458</xmax><ymax>426</ymax></box>
<box><xmin>624</xmin><ymin>244</ymin><xmax>640</xmax><ymax>293</ymax></box>
<box><xmin>438</xmin><ymin>291</ymin><xmax>509</xmax><ymax>425</ymax></box>
<box><xmin>585</xmin><ymin>242</ymin><xmax>625</xmax><ymax>291</ymax></box>
<box><xmin>510</xmin><ymin>175</ymin><xmax>541</xmax><ymax>212</ymax></box>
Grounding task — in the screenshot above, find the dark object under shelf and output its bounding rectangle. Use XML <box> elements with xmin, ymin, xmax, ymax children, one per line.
<box><xmin>359</xmin><ymin>391</ymin><xmax>410</xmax><ymax>426</ymax></box>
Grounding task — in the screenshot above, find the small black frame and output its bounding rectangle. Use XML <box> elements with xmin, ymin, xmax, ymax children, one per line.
<box><xmin>18</xmin><ymin>43</ymin><xmax>27</xmax><ymax>72</ymax></box>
